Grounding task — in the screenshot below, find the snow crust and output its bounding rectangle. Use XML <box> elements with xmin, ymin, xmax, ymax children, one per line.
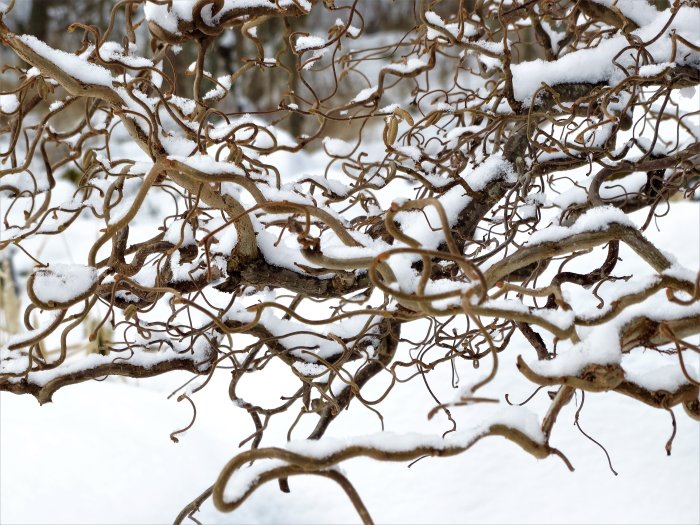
<box><xmin>295</xmin><ymin>35</ymin><xmax>325</xmax><ymax>51</ymax></box>
<box><xmin>322</xmin><ymin>137</ymin><xmax>355</xmax><ymax>157</ymax></box>
<box><xmin>589</xmin><ymin>0</ymin><xmax>660</xmax><ymax>26</ymax></box>
<box><xmin>529</xmin><ymin>325</ymin><xmax>621</xmax><ymax>377</ymax></box>
<box><xmin>526</xmin><ymin>206</ymin><xmax>634</xmax><ymax>246</ymax></box>
<box><xmin>31</xmin><ymin>264</ymin><xmax>98</xmax><ymax>305</ymax></box>
<box><xmin>384</xmin><ymin>57</ymin><xmax>428</xmax><ymax>74</ymax></box>
<box><xmin>169</xmin><ymin>153</ymin><xmax>245</xmax><ymax>176</ymax></box>
<box><xmin>0</xmin><ymin>94</ymin><xmax>19</xmax><ymax>113</ymax></box>
<box><xmin>223</xmin><ymin>405</ymin><xmax>543</xmax><ymax>502</ymax></box>
<box><xmin>18</xmin><ymin>34</ymin><xmax>113</xmax><ymax>87</ymax></box>
<box><xmin>511</xmin><ymin>7</ymin><xmax>700</xmax><ymax>105</ymax></box>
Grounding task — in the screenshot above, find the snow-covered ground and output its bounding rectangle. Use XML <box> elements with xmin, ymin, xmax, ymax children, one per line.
<box><xmin>2</xmin><ymin>338</ymin><xmax>698</xmax><ymax>524</ymax></box>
